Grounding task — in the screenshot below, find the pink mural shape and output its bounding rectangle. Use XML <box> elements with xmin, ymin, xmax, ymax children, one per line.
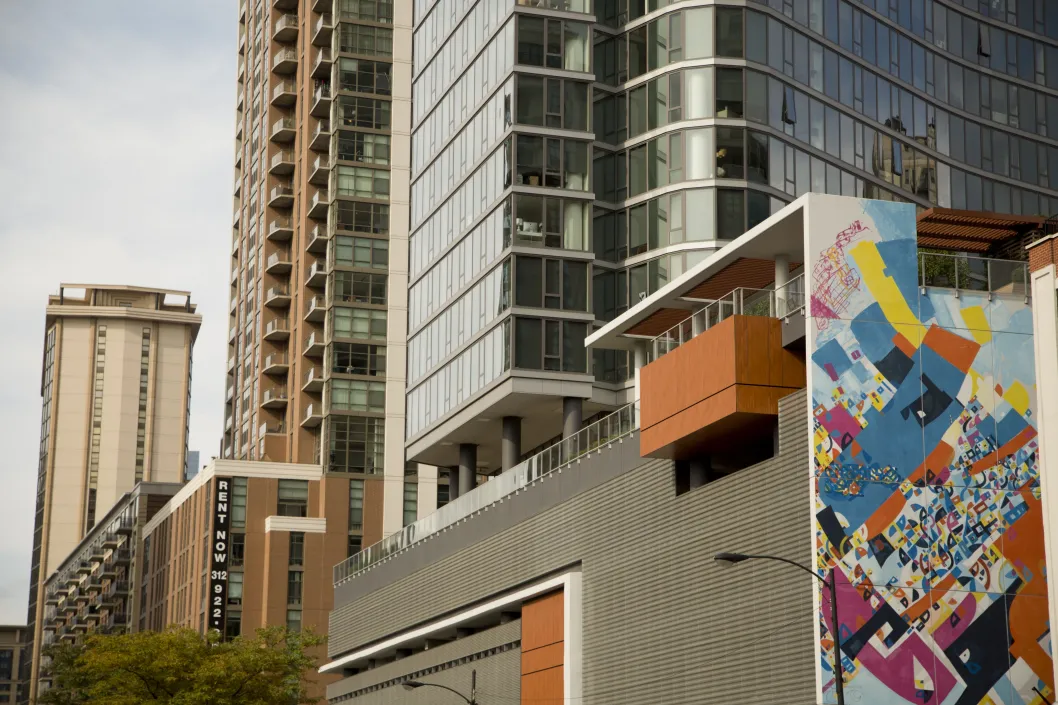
<box><xmin>811</xmin><ymin>220</ymin><xmax>868</xmax><ymax>329</ymax></box>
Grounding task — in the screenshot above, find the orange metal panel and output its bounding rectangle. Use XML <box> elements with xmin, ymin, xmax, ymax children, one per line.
<box><xmin>521</xmin><ymin>591</ymin><xmax>564</xmax><ymax>652</ymax></box>
<box><xmin>522</xmin><ymin>666</ymin><xmax>564</xmax><ymax>705</ymax></box>
<box><xmin>522</xmin><ymin>641</ymin><xmax>564</xmax><ymax>675</ymax></box>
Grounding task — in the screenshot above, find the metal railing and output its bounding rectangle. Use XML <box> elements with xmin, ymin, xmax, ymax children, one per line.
<box><xmin>334</xmin><ymin>401</ymin><xmax>639</xmax><ymax>586</ymax></box>
<box><xmin>650</xmin><ymin>274</ymin><xmax>805</xmax><ymax>362</ymax></box>
<box><xmin>918</xmin><ymin>252</ymin><xmax>1029</xmax><ymax>297</ymax></box>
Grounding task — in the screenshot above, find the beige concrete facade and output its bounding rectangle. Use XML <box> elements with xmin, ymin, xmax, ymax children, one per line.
<box><xmin>24</xmin><ymin>284</ymin><xmax>200</xmax><ymax>705</ymax></box>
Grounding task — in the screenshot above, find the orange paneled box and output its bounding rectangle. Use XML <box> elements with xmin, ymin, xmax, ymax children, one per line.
<box><xmin>639</xmin><ymin>315</ymin><xmax>806</xmax><ymax>459</ymax></box>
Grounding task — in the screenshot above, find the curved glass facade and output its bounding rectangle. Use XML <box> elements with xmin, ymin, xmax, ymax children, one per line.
<box><xmin>407</xmin><ymin>0</ymin><xmax>1058</xmax><ymax>449</ymax></box>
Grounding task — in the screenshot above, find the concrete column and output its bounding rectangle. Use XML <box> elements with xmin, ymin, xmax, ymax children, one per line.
<box><xmin>633</xmin><ymin>341</ymin><xmax>648</xmax><ymax>426</ymax></box>
<box><xmin>774</xmin><ymin>254</ymin><xmax>790</xmax><ymax>317</ymax></box>
<box><xmin>563</xmin><ymin>397</ymin><xmax>583</xmax><ymax>439</ymax></box>
<box><xmin>458</xmin><ymin>444</ymin><xmax>477</xmax><ymax>495</ymax></box>
<box><xmin>501</xmin><ymin>416</ymin><xmax>521</xmax><ymax>471</ymax></box>
<box><xmin>446</xmin><ymin>468</ymin><xmax>460</xmax><ymax>501</ymax></box>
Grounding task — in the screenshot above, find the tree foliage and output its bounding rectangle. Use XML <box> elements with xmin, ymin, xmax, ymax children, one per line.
<box><xmin>39</xmin><ymin>626</ymin><xmax>323</xmax><ymax>705</ymax></box>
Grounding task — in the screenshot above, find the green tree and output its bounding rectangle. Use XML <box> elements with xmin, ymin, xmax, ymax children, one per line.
<box><xmin>39</xmin><ymin>626</ymin><xmax>323</xmax><ymax>705</ymax></box>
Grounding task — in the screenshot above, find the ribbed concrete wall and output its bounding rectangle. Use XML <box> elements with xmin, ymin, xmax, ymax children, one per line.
<box><xmin>329</xmin><ymin>390</ymin><xmax>816</xmax><ymax>705</ymax></box>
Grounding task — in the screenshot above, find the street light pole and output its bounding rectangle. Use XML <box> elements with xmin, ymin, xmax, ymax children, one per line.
<box><xmin>714</xmin><ymin>552</ymin><xmax>845</xmax><ymax>705</ymax></box>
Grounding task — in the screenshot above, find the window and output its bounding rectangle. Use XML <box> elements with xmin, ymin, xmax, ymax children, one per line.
<box><xmin>338</xmin><ymin>0</ymin><xmax>393</xmax><ymax>23</ymax></box>
<box><xmin>716</xmin><ymin>7</ymin><xmax>744</xmax><ymax>58</ymax></box>
<box><xmin>228</xmin><ymin>571</ymin><xmax>243</xmax><ymax>606</ymax></box>
<box><xmin>0</xmin><ymin>650</ymin><xmax>12</xmax><ymax>681</ymax></box>
<box><xmin>287</xmin><ymin>609</ymin><xmax>302</xmax><ymax>633</ymax></box>
<box><xmin>287</xmin><ymin>571</ymin><xmax>303</xmax><ymax>606</ymax></box>
<box><xmin>329</xmin><ymin>379</ymin><xmax>385</xmax><ymax>413</ymax></box>
<box><xmin>511</xmin><ymin>194</ymin><xmax>589</xmax><ymax>251</ymax></box>
<box><xmin>230</xmin><ymin>533</ymin><xmax>245</xmax><ymax>567</ymax></box>
<box><xmin>437</xmin><ymin>478</ymin><xmax>450</xmax><ymax>508</ymax></box>
<box><xmin>349</xmin><ymin>480</ymin><xmax>365</xmax><ymax>529</ymax></box>
<box><xmin>289</xmin><ymin>532</ymin><xmax>304</xmax><ymax>567</ymax></box>
<box><xmin>716</xmin><ymin>127</ymin><xmax>745</xmax><ymax>179</ymax></box>
<box><xmin>277</xmin><ymin>480</ymin><xmax>308</xmax><ymax>517</ymax></box>
<box><xmin>337</xmin><ymin>24</ymin><xmax>393</xmax><ymax>56</ymax></box>
<box><xmin>331</xmin><ymin>342</ymin><xmax>386</xmax><ymax>376</ymax></box>
<box><xmin>330</xmin><ymin>417</ymin><xmax>384</xmax><ymax>473</ymax></box>
<box><xmin>336</xmin><ymin>58</ymin><xmax>392</xmax><ymax>95</ymax></box>
<box><xmin>347</xmin><ymin>533</ymin><xmax>362</xmax><ymax>557</ymax></box>
<box><xmin>517</xmin><ymin>17</ymin><xmax>590</xmax><ymax>71</ymax></box>
<box><xmin>403</xmin><ymin>483</ymin><xmax>418</xmax><ymax>526</ymax></box>
<box><xmin>514</xmin><ymin>135</ymin><xmax>589</xmax><ymax>191</ymax></box>
<box><xmin>333</xmin><ymin>235</ymin><xmax>388</xmax><ymax>269</ymax></box>
<box><xmin>514</xmin><ymin>257</ymin><xmax>588</xmax><ymax>311</ymax></box>
<box><xmin>334</xmin><ymin>165</ymin><xmax>390</xmax><ymax>199</ymax></box>
<box><xmin>716</xmin><ymin>68</ymin><xmax>744</xmax><ymax>118</ymax></box>
<box><xmin>513</xmin><ymin>318</ymin><xmax>589</xmax><ymax>372</ymax></box>
<box><xmin>331</xmin><ymin>201</ymin><xmax>389</xmax><ymax>234</ymax></box>
<box><xmin>717</xmin><ymin>189</ymin><xmax>746</xmax><ymax>240</ymax></box>
<box><xmin>334</xmin><ymin>132</ymin><xmax>390</xmax><ymax>165</ymax></box>
<box><xmin>747</xmin><ymin>132</ymin><xmax>769</xmax><ymax>184</ymax></box>
<box><xmin>516</xmin><ymin>76</ymin><xmax>590</xmax><ymax>131</ymax></box>
<box><xmin>231</xmin><ymin>478</ymin><xmax>247</xmax><ymax>529</ymax></box>
<box><xmin>335</xmin><ymin>95</ymin><xmax>391</xmax><ymax>130</ymax></box>
<box><xmin>332</xmin><ymin>307</ymin><xmax>387</xmax><ymax>340</ymax></box>
<box><xmin>332</xmin><ymin>271</ymin><xmax>387</xmax><ymax>305</ymax></box>
<box><xmin>225</xmin><ymin>611</ymin><xmax>241</xmax><ymax>640</ymax></box>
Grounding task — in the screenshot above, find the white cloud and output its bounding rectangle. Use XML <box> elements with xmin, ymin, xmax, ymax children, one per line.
<box><xmin>0</xmin><ymin>1</ymin><xmax>236</xmax><ymax>623</ymax></box>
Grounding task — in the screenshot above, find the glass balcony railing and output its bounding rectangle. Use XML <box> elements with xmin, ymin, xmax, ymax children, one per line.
<box><xmin>650</xmin><ymin>274</ymin><xmax>805</xmax><ymax>362</ymax></box>
<box><xmin>918</xmin><ymin>252</ymin><xmax>1029</xmax><ymax>296</ymax></box>
<box><xmin>334</xmin><ymin>401</ymin><xmax>639</xmax><ymax>586</ymax></box>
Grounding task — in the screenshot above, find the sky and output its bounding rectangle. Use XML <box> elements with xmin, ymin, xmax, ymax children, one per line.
<box><xmin>0</xmin><ymin>2</ymin><xmax>236</xmax><ymax>623</ymax></box>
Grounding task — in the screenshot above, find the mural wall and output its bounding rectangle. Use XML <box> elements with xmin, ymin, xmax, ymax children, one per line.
<box><xmin>805</xmin><ymin>195</ymin><xmax>1052</xmax><ymax>705</ymax></box>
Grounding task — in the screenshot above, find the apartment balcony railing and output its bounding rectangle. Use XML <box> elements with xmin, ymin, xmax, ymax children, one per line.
<box><xmin>312</xmin><ymin>47</ymin><xmax>333</xmax><ymax>79</ymax></box>
<box><xmin>266</xmin><ymin>250</ymin><xmax>292</xmax><ymax>274</ymax></box>
<box><xmin>305</xmin><ymin>258</ymin><xmax>327</xmax><ymax>287</ymax></box>
<box><xmin>313</xmin><ymin>13</ymin><xmax>334</xmax><ymax>46</ymax></box>
<box><xmin>272</xmin><ymin>48</ymin><xmax>298</xmax><ymax>74</ymax></box>
<box><xmin>273</xmin><ymin>13</ymin><xmax>298</xmax><ymax>43</ymax></box>
<box><xmin>268</xmin><ymin>216</ymin><xmax>294</xmax><ymax>241</ymax></box>
<box><xmin>307</xmin><ymin>222</ymin><xmax>329</xmax><ymax>253</ymax></box>
<box><xmin>303</xmin><ymin>330</ymin><xmax>325</xmax><ymax>357</ymax></box>
<box><xmin>311</xmin><ymin>83</ymin><xmax>332</xmax><ymax>118</ymax></box>
<box><xmin>262</xmin><ymin>386</ymin><xmax>289</xmax><ymax>409</ymax></box>
<box><xmin>918</xmin><ymin>251</ymin><xmax>1029</xmax><ymax>297</ymax></box>
<box><xmin>310</xmin><ymin>119</ymin><xmax>331</xmax><ymax>152</ymax></box>
<box><xmin>264</xmin><ymin>318</ymin><xmax>291</xmax><ymax>341</ymax></box>
<box><xmin>265</xmin><ymin>285</ymin><xmax>291</xmax><ymax>308</ymax></box>
<box><xmin>302</xmin><ymin>366</ymin><xmax>324</xmax><ymax>393</ymax></box>
<box><xmin>270</xmin><ymin>149</ymin><xmax>296</xmax><ymax>175</ymax></box>
<box><xmin>309</xmin><ymin>154</ymin><xmax>330</xmax><ymax>185</ymax></box>
<box><xmin>301</xmin><ymin>403</ymin><xmax>324</xmax><ymax>428</ymax></box>
<box><xmin>649</xmin><ymin>275</ymin><xmax>805</xmax><ymax>362</ymax></box>
<box><xmin>269</xmin><ymin>183</ymin><xmax>295</xmax><ymax>208</ymax></box>
<box><xmin>263</xmin><ymin>352</ymin><xmax>290</xmax><ymax>375</ymax></box>
<box><xmin>270</xmin><ymin>117</ymin><xmax>296</xmax><ymax>143</ymax></box>
<box><xmin>304</xmin><ymin>295</ymin><xmax>326</xmax><ymax>322</ymax></box>
<box><xmin>308</xmin><ymin>189</ymin><xmax>329</xmax><ymax>219</ymax></box>
<box><xmin>271</xmin><ymin>80</ymin><xmax>297</xmax><ymax>107</ymax></box>
<box><xmin>334</xmin><ymin>401</ymin><xmax>639</xmax><ymax>585</ymax></box>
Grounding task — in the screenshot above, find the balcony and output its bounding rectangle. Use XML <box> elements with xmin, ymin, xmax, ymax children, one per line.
<box><xmin>312</xmin><ymin>47</ymin><xmax>333</xmax><ymax>79</ymax></box>
<box><xmin>304</xmin><ymin>295</ymin><xmax>326</xmax><ymax>322</ymax></box>
<box><xmin>228</xmin><ymin>325</ymin><xmax>238</xmax><ymax>344</ymax></box>
<box><xmin>265</xmin><ymin>251</ymin><xmax>292</xmax><ymax>275</ymax></box>
<box><xmin>76</xmin><ymin>561</ymin><xmax>93</xmax><ymax>575</ymax></box>
<box><xmin>271</xmin><ymin>116</ymin><xmax>296</xmax><ymax>143</ymax></box>
<box><xmin>312</xmin><ymin>13</ymin><xmax>333</xmax><ymax>46</ymax></box>
<box><xmin>238</xmin><ymin>31</ymin><xmax>246</xmax><ymax>55</ymax></box>
<box><xmin>269</xmin><ymin>183</ymin><xmax>294</xmax><ymax>209</ymax></box>
<box><xmin>227</xmin><ymin>355</ymin><xmax>237</xmax><ymax>373</ymax></box>
<box><xmin>239</xmin><ymin>0</ymin><xmax>247</xmax><ymax>19</ymax></box>
<box><xmin>309</xmin><ymin>154</ymin><xmax>330</xmax><ymax>185</ymax></box>
<box><xmin>270</xmin><ymin>149</ymin><xmax>295</xmax><ymax>175</ymax></box>
<box><xmin>271</xmin><ymin>80</ymin><xmax>297</xmax><ymax>107</ymax></box>
<box><xmin>918</xmin><ymin>251</ymin><xmax>1030</xmax><ymax>298</ymax></box>
<box><xmin>237</xmin><ymin>58</ymin><xmax>245</xmax><ymax>80</ymax></box>
<box><xmin>312</xmin><ymin>0</ymin><xmax>329</xmax><ymax>11</ymax></box>
<box><xmin>263</xmin><ymin>353</ymin><xmax>290</xmax><ymax>375</ymax></box>
<box><xmin>113</xmin><ymin>548</ymin><xmax>131</xmax><ymax>565</ymax></box>
<box><xmin>310</xmin><ymin>120</ymin><xmax>331</xmax><ymax>151</ymax></box>
<box><xmin>265</xmin><ymin>285</ymin><xmax>291</xmax><ymax>308</ymax></box>
<box><xmin>272</xmin><ymin>48</ymin><xmax>298</xmax><ymax>74</ymax></box>
<box><xmin>45</xmin><ymin>593</ymin><xmax>60</xmax><ymax>606</ymax></box>
<box><xmin>233</xmin><ymin>174</ymin><xmax>242</xmax><ymax>196</ymax></box>
<box><xmin>116</xmin><ymin>517</ymin><xmax>133</xmax><ymax>535</ymax></box>
<box><xmin>268</xmin><ymin>217</ymin><xmax>294</xmax><ymax>242</ymax></box>
<box><xmin>264</xmin><ymin>318</ymin><xmax>291</xmax><ymax>341</ymax></box>
<box><xmin>259</xmin><ymin>422</ymin><xmax>287</xmax><ymax>460</ymax></box>
<box><xmin>639</xmin><ymin>284</ymin><xmax>806</xmax><ymax>461</ymax></box>
<box><xmin>233</xmin><ymin>208</ymin><xmax>241</xmax><ymax>228</ymax></box>
<box><xmin>310</xmin><ymin>83</ymin><xmax>331</xmax><ymax>118</ymax></box>
<box><xmin>226</xmin><ymin>384</ymin><xmax>234</xmax><ymax>402</ymax></box>
<box><xmin>305</xmin><ymin>258</ymin><xmax>327</xmax><ymax>287</ymax></box>
<box><xmin>301</xmin><ymin>403</ymin><xmax>324</xmax><ymax>427</ymax></box>
<box><xmin>272</xmin><ymin>13</ymin><xmax>298</xmax><ymax>43</ymax></box>
<box><xmin>303</xmin><ymin>331</ymin><xmax>325</xmax><ymax>357</ymax></box>
<box><xmin>302</xmin><ymin>366</ymin><xmax>324</xmax><ymax>393</ymax></box>
<box><xmin>273</xmin><ymin>0</ymin><xmax>297</xmax><ymax>9</ymax></box>
<box><xmin>306</xmin><ymin>223</ymin><xmax>329</xmax><ymax>253</ymax></box>
<box><xmin>262</xmin><ymin>386</ymin><xmax>289</xmax><ymax>409</ymax></box>
<box><xmin>308</xmin><ymin>189</ymin><xmax>329</xmax><ymax>219</ymax></box>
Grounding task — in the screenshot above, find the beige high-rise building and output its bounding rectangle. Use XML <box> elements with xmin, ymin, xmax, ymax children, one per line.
<box><xmin>23</xmin><ymin>284</ymin><xmax>201</xmax><ymax>704</ymax></box>
<box><xmin>223</xmin><ymin>0</ymin><xmax>428</xmax><ymax>554</ymax></box>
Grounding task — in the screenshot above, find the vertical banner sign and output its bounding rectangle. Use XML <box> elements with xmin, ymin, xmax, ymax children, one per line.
<box><xmin>209</xmin><ymin>477</ymin><xmax>232</xmax><ymax>634</ymax></box>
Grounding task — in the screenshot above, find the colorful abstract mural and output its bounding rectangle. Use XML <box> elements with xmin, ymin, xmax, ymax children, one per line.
<box><xmin>806</xmin><ymin>196</ymin><xmax>1051</xmax><ymax>705</ymax></box>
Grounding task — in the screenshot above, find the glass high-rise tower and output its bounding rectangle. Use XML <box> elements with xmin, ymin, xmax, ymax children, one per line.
<box><xmin>402</xmin><ymin>0</ymin><xmax>1058</xmax><ymax>485</ymax></box>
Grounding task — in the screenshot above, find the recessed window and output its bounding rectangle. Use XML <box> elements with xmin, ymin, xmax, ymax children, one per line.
<box><xmin>277</xmin><ymin>480</ymin><xmax>308</xmax><ymax>518</ymax></box>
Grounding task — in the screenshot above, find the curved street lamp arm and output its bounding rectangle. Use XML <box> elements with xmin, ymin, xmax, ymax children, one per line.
<box><xmin>412</xmin><ymin>683</ymin><xmax>474</xmax><ymax>704</ymax></box>
<box><xmin>739</xmin><ymin>554</ymin><xmax>830</xmax><ymax>585</ymax></box>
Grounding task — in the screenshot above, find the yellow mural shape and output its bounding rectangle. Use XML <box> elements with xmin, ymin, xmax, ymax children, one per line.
<box><xmin>849</xmin><ymin>241</ymin><xmax>927</xmax><ymax>346</ymax></box>
<box><xmin>960</xmin><ymin>305</ymin><xmax>992</xmax><ymax>344</ymax></box>
<box><xmin>1004</xmin><ymin>380</ymin><xmax>1031</xmax><ymax>416</ymax></box>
